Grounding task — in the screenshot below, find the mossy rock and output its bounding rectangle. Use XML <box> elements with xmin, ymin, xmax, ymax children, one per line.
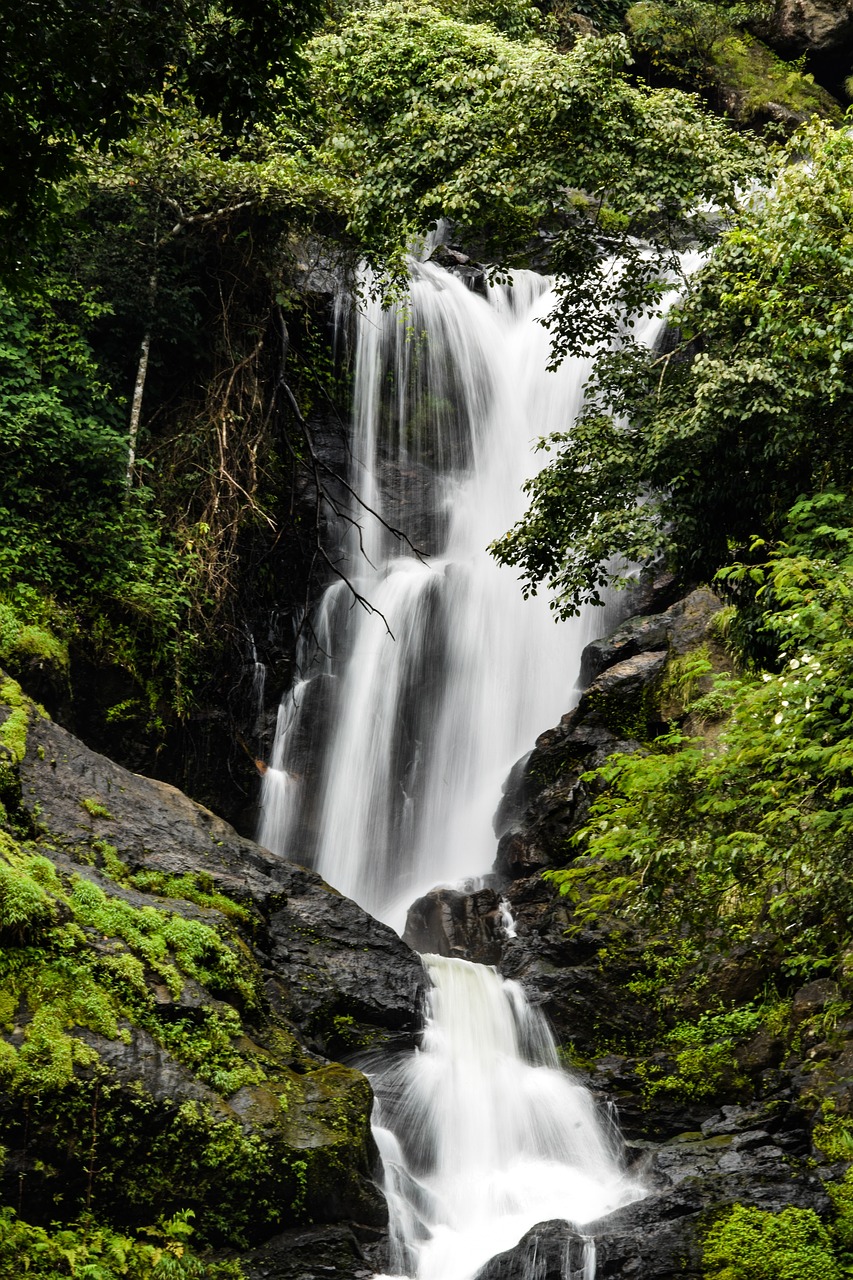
<box><xmin>626</xmin><ymin>1</ymin><xmax>842</xmax><ymax>129</ymax></box>
<box><xmin>0</xmin><ymin>851</ymin><xmax>385</xmax><ymax>1246</ymax></box>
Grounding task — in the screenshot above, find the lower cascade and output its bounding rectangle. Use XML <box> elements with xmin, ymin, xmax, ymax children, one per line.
<box><xmin>372</xmin><ymin>956</ymin><xmax>642</xmax><ymax>1280</ymax></box>
<box><xmin>260</xmin><ymin>256</ymin><xmax>655</xmax><ymax>1278</ymax></box>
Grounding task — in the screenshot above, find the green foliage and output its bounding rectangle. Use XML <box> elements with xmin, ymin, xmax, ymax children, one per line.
<box><xmin>0</xmin><ymin>273</ymin><xmax>208</xmax><ymax>718</ymax></box>
<box><xmin>435</xmin><ymin>0</ymin><xmax>543</xmax><ymax>39</ymax></box>
<box><xmin>626</xmin><ymin>0</ymin><xmax>839</xmax><ymax>126</ymax></box>
<box><xmin>814</xmin><ymin>1108</ymin><xmax>853</xmax><ymax>1164</ymax></box>
<box><xmin>127</xmin><ymin>872</ymin><xmax>252</xmax><ymax>925</ymax></box>
<box><xmin>828</xmin><ymin>1167</ymin><xmax>853</xmax><ymax>1255</ymax></box>
<box><xmin>310</xmin><ymin>0</ymin><xmax>758</xmax><ymax>272</ymax></box>
<box><xmin>493</xmin><ymin>120</ymin><xmax>853</xmax><ymax>616</ymax></box>
<box><xmin>0</xmin><ymin>0</ymin><xmax>325</xmax><ymax>245</ymax></box>
<box><xmin>637</xmin><ymin>1005</ymin><xmax>767</xmax><ymax>1100</ymax></box>
<box><xmin>0</xmin><ymin>1204</ymin><xmax>243</xmax><ymax>1279</ymax></box>
<box><xmin>0</xmin><ymin>593</ymin><xmax>68</xmax><ymax>675</ymax></box>
<box><xmin>547</xmin><ymin>497</ymin><xmax>853</xmax><ymax>983</ymax></box>
<box><xmin>81</xmin><ymin>798</ymin><xmax>115</xmax><ymax>821</ymax></box>
<box><xmin>703</xmin><ymin>1204</ymin><xmax>842</xmax><ymax>1280</ymax></box>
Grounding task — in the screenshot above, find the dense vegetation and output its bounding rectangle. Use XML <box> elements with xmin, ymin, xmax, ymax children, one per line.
<box><xmin>3</xmin><ymin>0</ymin><xmax>853</xmax><ymax>1271</ymax></box>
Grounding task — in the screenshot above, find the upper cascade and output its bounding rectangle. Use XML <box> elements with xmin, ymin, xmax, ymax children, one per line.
<box><xmin>257</xmin><ymin>259</ymin><xmax>656</xmax><ymax>928</ymax></box>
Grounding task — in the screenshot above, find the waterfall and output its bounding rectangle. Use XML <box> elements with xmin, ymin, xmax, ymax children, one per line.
<box><xmin>372</xmin><ymin>956</ymin><xmax>641</xmax><ymax>1280</ymax></box>
<box><xmin>258</xmin><ymin>261</ymin><xmax>622</xmax><ymax>928</ymax></box>
<box><xmin>258</xmin><ymin>257</ymin><xmax>655</xmax><ymax>1279</ymax></box>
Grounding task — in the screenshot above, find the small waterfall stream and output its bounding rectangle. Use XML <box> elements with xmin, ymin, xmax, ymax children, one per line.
<box><xmin>259</xmin><ymin>258</ymin><xmax>652</xmax><ymax>1278</ymax></box>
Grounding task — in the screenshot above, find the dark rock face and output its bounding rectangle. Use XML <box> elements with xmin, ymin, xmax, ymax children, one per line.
<box><xmin>17</xmin><ymin>711</ymin><xmax>425</xmax><ymax>1055</ymax></box>
<box><xmin>579</xmin><ymin>586</ymin><xmax>723</xmax><ymax>686</ymax></box>
<box><xmin>266</xmin><ymin>877</ymin><xmax>427</xmax><ymax>1053</ymax></box>
<box><xmin>486</xmin><ymin>586</ymin><xmax>730</xmax><ymax>1043</ymax></box>
<box><xmin>241</xmin><ymin>1223</ymin><xmax>376</xmax><ymax>1280</ymax></box>
<box><xmin>760</xmin><ymin>0</ymin><xmax>853</xmax><ymax>54</ymax></box>
<box><xmin>403</xmin><ymin>886</ymin><xmax>503</xmax><ymax>963</ymax></box>
<box><xmin>492</xmin><ymin>658</ymin><xmax>656</xmax><ymax>884</ymax></box>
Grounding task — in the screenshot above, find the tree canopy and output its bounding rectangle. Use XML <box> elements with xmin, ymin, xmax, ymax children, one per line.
<box><xmin>0</xmin><ymin>0</ymin><xmax>323</xmax><ymax>249</ymax></box>
<box><xmin>492</xmin><ymin>118</ymin><xmax>853</xmax><ymax>616</ymax></box>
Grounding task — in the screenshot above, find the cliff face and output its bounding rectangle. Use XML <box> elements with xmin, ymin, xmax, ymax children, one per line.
<box><xmin>0</xmin><ymin>672</ymin><xmax>424</xmax><ymax>1269</ymax></box>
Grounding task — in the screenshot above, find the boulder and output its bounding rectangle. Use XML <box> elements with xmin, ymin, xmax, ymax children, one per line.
<box><xmin>579</xmin><ymin>587</ymin><xmax>724</xmax><ymax>685</ymax></box>
<box><xmin>241</xmin><ymin>1224</ymin><xmax>375</xmax><ymax>1280</ymax></box>
<box><xmin>759</xmin><ymin>0</ymin><xmax>853</xmax><ymax>54</ymax></box>
<box><xmin>475</xmin><ymin>1220</ymin><xmax>593</xmax><ymax>1280</ymax></box>
<box><xmin>14</xmin><ymin>705</ymin><xmax>425</xmax><ymax>1054</ymax></box>
<box><xmin>403</xmin><ymin>886</ymin><xmax>503</xmax><ymax>963</ymax></box>
<box><xmin>0</xmin><ymin>674</ymin><xmax>426</xmax><ymax>1250</ymax></box>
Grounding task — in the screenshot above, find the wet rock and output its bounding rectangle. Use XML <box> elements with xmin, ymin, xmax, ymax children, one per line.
<box><xmin>475</xmin><ymin>1220</ymin><xmax>593</xmax><ymax>1280</ymax></box>
<box><xmin>579</xmin><ymin>587</ymin><xmax>724</xmax><ymax>685</ymax></box>
<box><xmin>16</xmin><ymin>709</ymin><xmax>426</xmax><ymax>1054</ymax></box>
<box><xmin>241</xmin><ymin>1224</ymin><xmax>371</xmax><ymax>1280</ymax></box>
<box><xmin>266</xmin><ymin>875</ymin><xmax>426</xmax><ymax>1054</ymax></box>
<box><xmin>403</xmin><ymin>886</ymin><xmax>503</xmax><ymax>963</ymax></box>
<box><xmin>493</xmin><ymin>714</ymin><xmax>642</xmax><ymax>881</ymax></box>
<box><xmin>575</xmin><ymin>649</ymin><xmax>668</xmax><ymax>739</ymax></box>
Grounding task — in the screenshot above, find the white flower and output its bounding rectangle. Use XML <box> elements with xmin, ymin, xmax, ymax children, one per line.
<box><xmin>762</xmin><ymin>673</ymin><xmax>772</xmax><ymax>683</ymax></box>
<box><xmin>789</xmin><ymin>658</ymin><xmax>800</xmax><ymax>669</ymax></box>
<box><xmin>774</xmin><ymin>712</ymin><xmax>783</xmax><ymax>724</ymax></box>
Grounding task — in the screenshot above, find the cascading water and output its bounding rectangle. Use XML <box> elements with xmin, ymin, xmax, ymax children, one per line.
<box><xmin>258</xmin><ymin>257</ymin><xmax>660</xmax><ymax>1279</ymax></box>
<box><xmin>372</xmin><ymin>956</ymin><xmax>641</xmax><ymax>1280</ymax></box>
<box><xmin>258</xmin><ymin>261</ymin><xmax>627</xmax><ymax>927</ymax></box>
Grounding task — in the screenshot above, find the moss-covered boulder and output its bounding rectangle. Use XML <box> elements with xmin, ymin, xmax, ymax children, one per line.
<box><xmin>626</xmin><ymin>1</ymin><xmax>843</xmax><ymax>129</ymax></box>
<box><xmin>0</xmin><ymin>672</ymin><xmax>425</xmax><ymax>1255</ymax></box>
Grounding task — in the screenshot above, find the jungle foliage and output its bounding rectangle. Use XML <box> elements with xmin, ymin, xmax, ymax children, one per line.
<box><xmin>551</xmin><ymin>495</ymin><xmax>853</xmax><ymax>976</ymax></box>
<box><xmin>1</xmin><ymin>0</ymin><xmax>853</xmax><ymax>1265</ymax></box>
<box><xmin>493</xmin><ymin>119</ymin><xmax>853</xmax><ymax>616</ymax></box>
<box><xmin>0</xmin><ymin>0</ymin><xmax>765</xmax><ymax>742</ymax></box>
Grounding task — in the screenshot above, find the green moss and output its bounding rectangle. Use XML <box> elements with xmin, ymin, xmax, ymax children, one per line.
<box><xmin>587</xmin><ymin>672</ymin><xmax>662</xmax><ymax>741</ymax></box>
<box><xmin>713</xmin><ymin>31</ymin><xmax>842</xmax><ymax>125</ymax></box>
<box><xmin>703</xmin><ymin>1203</ymin><xmax>842</xmax><ymax>1279</ymax></box>
<box><xmin>828</xmin><ymin>1167</ymin><xmax>853</xmax><ymax>1251</ymax></box>
<box><xmin>0</xmin><ymin>675</ymin><xmax>32</xmax><ymax>766</ymax></box>
<box><xmin>626</xmin><ymin>1</ymin><xmax>842</xmax><ymax>128</ymax></box>
<box><xmin>80</xmin><ymin>796</ymin><xmax>115</xmax><ymax>820</ymax></box>
<box><xmin>128</xmin><ymin>869</ymin><xmax>253</xmax><ymax>924</ymax></box>
<box><xmin>814</xmin><ymin>1105</ymin><xmax>853</xmax><ymax>1163</ymax></box>
<box><xmin>0</xmin><ymin>596</ymin><xmax>69</xmax><ymax>675</ymax></box>
<box><xmin>92</xmin><ymin>839</ymin><xmax>130</xmax><ymax>884</ymax></box>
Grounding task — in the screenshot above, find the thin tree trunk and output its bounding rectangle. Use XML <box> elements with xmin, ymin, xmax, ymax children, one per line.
<box><xmin>126</xmin><ymin>322</ymin><xmax>152</xmax><ymax>489</ymax></box>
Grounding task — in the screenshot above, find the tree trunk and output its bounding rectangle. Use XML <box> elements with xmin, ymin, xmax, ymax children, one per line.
<box><xmin>126</xmin><ymin>325</ymin><xmax>151</xmax><ymax>489</ymax></box>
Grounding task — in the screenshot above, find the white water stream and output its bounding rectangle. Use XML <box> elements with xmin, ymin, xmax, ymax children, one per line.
<box><xmin>258</xmin><ymin>258</ymin><xmax>655</xmax><ymax>1278</ymax></box>
<box><xmin>372</xmin><ymin>955</ymin><xmax>639</xmax><ymax>1280</ymax></box>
